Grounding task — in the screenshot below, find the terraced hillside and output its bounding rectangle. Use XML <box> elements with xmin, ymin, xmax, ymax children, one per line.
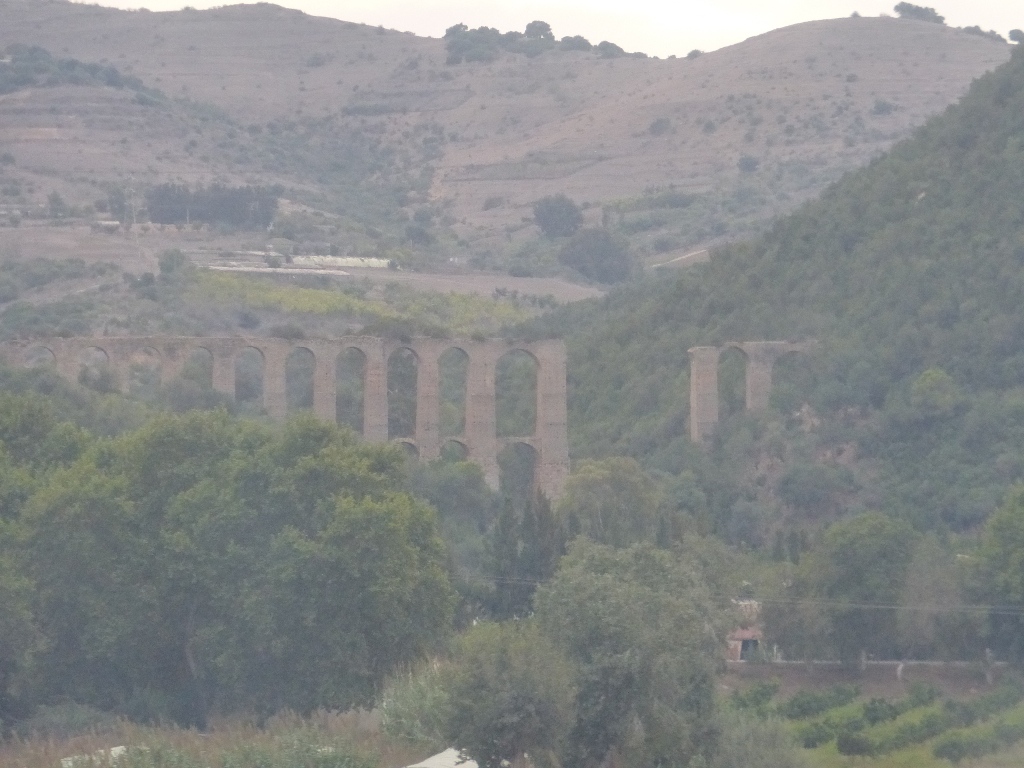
<box><xmin>0</xmin><ymin>1</ymin><xmax>1011</xmax><ymax>277</ymax></box>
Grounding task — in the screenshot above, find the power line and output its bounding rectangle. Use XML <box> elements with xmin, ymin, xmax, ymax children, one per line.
<box><xmin>487</xmin><ymin>577</ymin><xmax>1024</xmax><ymax>616</ymax></box>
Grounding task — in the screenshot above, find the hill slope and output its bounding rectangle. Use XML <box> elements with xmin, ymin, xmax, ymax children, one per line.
<box><xmin>0</xmin><ymin>1</ymin><xmax>1010</xmax><ymax>273</ymax></box>
<box><xmin>540</xmin><ymin>44</ymin><xmax>1024</xmax><ymax>538</ymax></box>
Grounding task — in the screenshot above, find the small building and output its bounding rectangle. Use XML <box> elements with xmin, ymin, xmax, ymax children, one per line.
<box><xmin>727</xmin><ymin>626</ymin><xmax>763</xmax><ymax>661</ymax></box>
<box><xmin>726</xmin><ymin>599</ymin><xmax>763</xmax><ymax>661</ymax></box>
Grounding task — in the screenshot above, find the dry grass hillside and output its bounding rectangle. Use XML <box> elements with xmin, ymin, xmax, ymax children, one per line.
<box><xmin>0</xmin><ymin>0</ymin><xmax>1011</xmax><ymax>280</ymax></box>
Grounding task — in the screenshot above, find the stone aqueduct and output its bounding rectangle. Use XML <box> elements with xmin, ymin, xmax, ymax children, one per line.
<box><xmin>0</xmin><ymin>336</ymin><xmax>570</xmax><ymax>499</ymax></box>
<box><xmin>0</xmin><ymin>335</ymin><xmax>814</xmax><ymax>495</ymax></box>
<box><xmin>688</xmin><ymin>341</ymin><xmax>816</xmax><ymax>441</ymax></box>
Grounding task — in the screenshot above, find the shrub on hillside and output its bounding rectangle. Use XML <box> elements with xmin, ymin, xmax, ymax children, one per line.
<box><xmin>779</xmin><ymin>684</ymin><xmax>860</xmax><ymax>719</ymax></box>
<box><xmin>533</xmin><ymin>194</ymin><xmax>583</xmax><ymax>238</ymax></box>
<box><xmin>558</xmin><ymin>228</ymin><xmax>631</xmax><ymax>283</ymax></box>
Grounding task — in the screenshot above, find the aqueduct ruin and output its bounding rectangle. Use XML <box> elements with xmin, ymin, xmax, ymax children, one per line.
<box><xmin>688</xmin><ymin>341</ymin><xmax>816</xmax><ymax>441</ymax></box>
<box><xmin>0</xmin><ymin>336</ymin><xmax>570</xmax><ymax>499</ymax></box>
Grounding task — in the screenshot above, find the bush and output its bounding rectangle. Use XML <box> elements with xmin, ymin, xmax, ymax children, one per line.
<box><xmin>596</xmin><ymin>41</ymin><xmax>625</xmax><ymax>58</ymax></box>
<box><xmin>798</xmin><ymin>720</ymin><xmax>835</xmax><ymax>748</ymax></box>
<box><xmin>379</xmin><ymin>663</ymin><xmax>450</xmax><ymax>747</ymax></box>
<box><xmin>713</xmin><ymin>709</ymin><xmax>808</xmax><ymax>768</ymax></box>
<box><xmin>864</xmin><ymin>698</ymin><xmax>899</xmax><ymax>725</ymax></box>
<box><xmin>779</xmin><ymin>684</ymin><xmax>859</xmax><ymax>720</ymax></box>
<box><xmin>933</xmin><ymin>731</ymin><xmax>999</xmax><ymax>765</ymax></box>
<box><xmin>558</xmin><ymin>228</ymin><xmax>631</xmax><ymax>283</ymax></box>
<box><xmin>649</xmin><ymin>117</ymin><xmax>671</xmax><ymax>136</ymax></box>
<box><xmin>730</xmin><ymin>680</ymin><xmax>779</xmax><ymax>711</ymax></box>
<box><xmin>559</xmin><ymin>35</ymin><xmax>592</xmax><ymax>51</ymax></box>
<box><xmin>738</xmin><ymin>155</ymin><xmax>760</xmax><ymax>173</ymax></box>
<box><xmin>533</xmin><ymin>194</ymin><xmax>583</xmax><ymax>238</ymax></box>
<box><xmin>442</xmin><ymin>622</ymin><xmax>575</xmax><ymax>768</ymax></box>
<box><xmin>836</xmin><ymin>730</ymin><xmax>875</xmax><ymax>757</ymax></box>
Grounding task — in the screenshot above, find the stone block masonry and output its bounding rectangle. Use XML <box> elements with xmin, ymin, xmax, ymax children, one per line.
<box><xmin>1</xmin><ymin>336</ymin><xmax>570</xmax><ymax>500</ymax></box>
<box><xmin>688</xmin><ymin>341</ymin><xmax>816</xmax><ymax>442</ymax></box>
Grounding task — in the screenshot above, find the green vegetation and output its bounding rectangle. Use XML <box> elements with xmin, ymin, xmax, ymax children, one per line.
<box><xmin>0</xmin><ymin>44</ymin><xmax>163</xmax><ymax>100</ymax></box>
<box><xmin>894</xmin><ymin>3</ymin><xmax>945</xmax><ymax>24</ymax></box>
<box><xmin>443</xmin><ymin>22</ymin><xmax>636</xmax><ymax>64</ymax></box>
<box><xmin>145</xmin><ymin>184</ymin><xmax>280</xmax><ymax>228</ymax></box>
<box><xmin>558</xmin><ymin>228</ymin><xmax>632</xmax><ymax>284</ymax></box>
<box><xmin>531</xmin><ymin>44</ymin><xmax>1024</xmax><ymax>540</ymax></box>
<box><xmin>191</xmin><ymin>272</ymin><xmax>534</xmax><ymax>335</ymax></box>
<box><xmin>0</xmin><ymin>389</ymin><xmax>454</xmax><ymax>727</ymax></box>
<box><xmin>533</xmin><ymin>194</ymin><xmax>583</xmax><ymax>238</ymax></box>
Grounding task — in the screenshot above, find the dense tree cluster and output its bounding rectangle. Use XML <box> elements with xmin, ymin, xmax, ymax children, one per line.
<box><xmin>443</xmin><ymin>22</ymin><xmax>631</xmax><ymax>64</ymax></box>
<box><xmin>0</xmin><ymin>44</ymin><xmax>162</xmax><ymax>99</ymax></box>
<box><xmin>0</xmin><ymin>388</ymin><xmax>454</xmax><ymax>728</ymax></box>
<box><xmin>145</xmin><ymin>184</ymin><xmax>281</xmax><ymax>228</ymax></box>
<box><xmin>557</xmin><ymin>228</ymin><xmax>632</xmax><ymax>283</ymax></box>
<box><xmin>533</xmin><ymin>194</ymin><xmax>583</xmax><ymax>238</ymax></box>
<box><xmin>893</xmin><ymin>3</ymin><xmax>945</xmax><ymax>24</ymax></box>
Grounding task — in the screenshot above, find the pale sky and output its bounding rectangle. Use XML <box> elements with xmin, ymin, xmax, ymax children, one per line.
<box><xmin>78</xmin><ymin>0</ymin><xmax>1023</xmax><ymax>58</ymax></box>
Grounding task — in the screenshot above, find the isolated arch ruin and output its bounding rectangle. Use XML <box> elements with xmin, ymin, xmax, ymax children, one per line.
<box><xmin>688</xmin><ymin>340</ymin><xmax>816</xmax><ymax>441</ymax></box>
<box><xmin>2</xmin><ymin>336</ymin><xmax>570</xmax><ymax>499</ymax></box>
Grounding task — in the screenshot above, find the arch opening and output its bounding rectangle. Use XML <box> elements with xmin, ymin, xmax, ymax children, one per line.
<box><xmin>23</xmin><ymin>345</ymin><xmax>55</xmax><ymax>368</ymax></box>
<box><xmin>388</xmin><ymin>347</ymin><xmax>418</xmax><ymax>439</ymax></box>
<box><xmin>498</xmin><ymin>441</ymin><xmax>537</xmax><ymax>506</ymax></box>
<box><xmin>181</xmin><ymin>347</ymin><xmax>214</xmax><ymax>390</ymax></box>
<box><xmin>440</xmin><ymin>439</ymin><xmax>469</xmax><ymax>462</ymax></box>
<box><xmin>126</xmin><ymin>346</ymin><xmax>162</xmax><ymax>400</ymax></box>
<box><xmin>165</xmin><ymin>347</ymin><xmax>221</xmax><ymax>413</ymax></box>
<box><xmin>718</xmin><ymin>346</ymin><xmax>748</xmax><ymax>419</ymax></box>
<box><xmin>336</xmin><ymin>347</ymin><xmax>365</xmax><ymax>435</ymax></box>
<box><xmin>235</xmin><ymin>346</ymin><xmax>265</xmax><ymax>413</ymax></box>
<box><xmin>398</xmin><ymin>440</ymin><xmax>419</xmax><ymax>460</ymax></box>
<box><xmin>285</xmin><ymin>347</ymin><xmax>315</xmax><ymax>413</ymax></box>
<box><xmin>496</xmin><ymin>349</ymin><xmax>538</xmax><ymax>438</ymax></box>
<box><xmin>439</xmin><ymin>347</ymin><xmax>469</xmax><ymax>438</ymax></box>
<box><xmin>769</xmin><ymin>350</ymin><xmax>810</xmax><ymax>416</ymax></box>
<box><xmin>77</xmin><ymin>346</ymin><xmax>117</xmax><ymax>393</ymax></box>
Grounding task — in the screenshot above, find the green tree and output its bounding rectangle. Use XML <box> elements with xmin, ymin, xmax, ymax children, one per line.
<box><xmin>1010</xmin><ymin>29</ymin><xmax>1024</xmax><ymax>44</ymax></box>
<box><xmin>977</xmin><ymin>484</ymin><xmax>1024</xmax><ymax>662</ymax></box>
<box><xmin>524</xmin><ymin>21</ymin><xmax>554</xmax><ymax>41</ymax></box>
<box><xmin>520</xmin><ymin>491</ymin><xmax>561</xmax><ymax>585</ymax></box>
<box><xmin>712</xmin><ymin>708</ymin><xmax>808</xmax><ymax>768</ymax></box>
<box><xmin>555</xmin><ymin>458</ymin><xmax>661</xmax><ymax>548</ymax></box>
<box><xmin>533</xmin><ymin>194</ymin><xmax>583</xmax><ymax>238</ymax></box>
<box><xmin>47</xmin><ymin>192</ymin><xmax>69</xmax><ymax>219</ymax></box>
<box><xmin>443</xmin><ymin>622</ymin><xmax>575</xmax><ymax>768</ymax></box>
<box><xmin>893</xmin><ymin>2</ymin><xmax>945</xmax><ymax>23</ymax></box>
<box><xmin>558</xmin><ymin>228</ymin><xmax>632</xmax><ymax>283</ymax></box>
<box><xmin>898</xmin><ymin>534</ymin><xmax>982</xmax><ymax>660</ymax></box>
<box><xmin>21</xmin><ymin>411</ymin><xmax>455</xmax><ymax>723</ymax></box>
<box><xmin>0</xmin><ymin>552</ymin><xmax>39</xmax><ymax>725</ymax></box>
<box><xmin>796</xmin><ymin>512</ymin><xmax>916</xmax><ymax>664</ymax></box>
<box><xmin>535</xmin><ymin>541</ymin><xmax>723</xmax><ymax>768</ymax></box>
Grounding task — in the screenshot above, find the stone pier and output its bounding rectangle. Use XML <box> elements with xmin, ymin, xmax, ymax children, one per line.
<box><xmin>689</xmin><ymin>340</ymin><xmax>816</xmax><ymax>441</ymax></box>
<box><xmin>1</xmin><ymin>336</ymin><xmax>571</xmax><ymax>499</ymax></box>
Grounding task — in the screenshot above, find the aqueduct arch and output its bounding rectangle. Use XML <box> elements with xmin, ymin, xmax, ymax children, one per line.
<box><xmin>688</xmin><ymin>340</ymin><xmax>816</xmax><ymax>442</ymax></box>
<box><xmin>1</xmin><ymin>336</ymin><xmax>570</xmax><ymax>499</ymax></box>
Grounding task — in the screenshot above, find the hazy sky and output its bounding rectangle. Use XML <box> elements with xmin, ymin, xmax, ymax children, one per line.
<box><xmin>80</xmin><ymin>0</ymin><xmax>1023</xmax><ymax>57</ymax></box>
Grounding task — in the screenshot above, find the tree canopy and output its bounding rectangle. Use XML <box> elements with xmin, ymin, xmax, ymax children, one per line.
<box><xmin>535</xmin><ymin>541</ymin><xmax>724</xmax><ymax>768</ymax></box>
<box><xmin>0</xmin><ymin>404</ymin><xmax>455</xmax><ymax>726</ymax></box>
<box><xmin>525</xmin><ymin>45</ymin><xmax>1024</xmax><ymax>537</ymax></box>
<box><xmin>894</xmin><ymin>3</ymin><xmax>945</xmax><ymax>24</ymax></box>
<box><xmin>534</xmin><ymin>194</ymin><xmax>584</xmax><ymax>238</ymax></box>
